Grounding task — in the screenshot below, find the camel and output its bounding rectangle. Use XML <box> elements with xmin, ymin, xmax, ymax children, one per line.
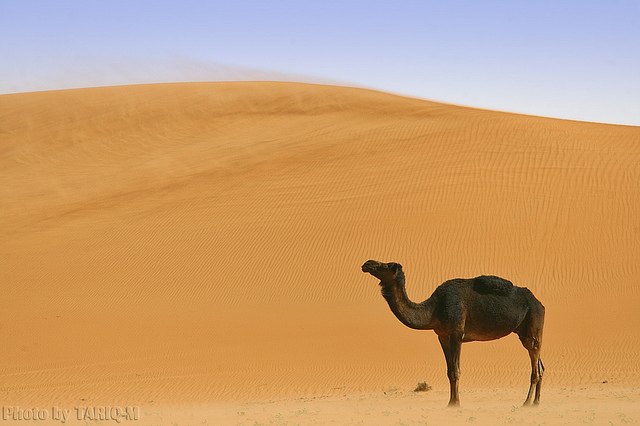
<box><xmin>361</xmin><ymin>260</ymin><xmax>545</xmax><ymax>407</ymax></box>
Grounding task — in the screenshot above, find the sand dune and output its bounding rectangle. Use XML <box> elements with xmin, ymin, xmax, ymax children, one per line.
<box><xmin>1</xmin><ymin>82</ymin><xmax>639</xmax><ymax>414</ymax></box>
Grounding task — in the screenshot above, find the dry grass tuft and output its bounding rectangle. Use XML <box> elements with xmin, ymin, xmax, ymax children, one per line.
<box><xmin>413</xmin><ymin>381</ymin><xmax>432</xmax><ymax>392</ymax></box>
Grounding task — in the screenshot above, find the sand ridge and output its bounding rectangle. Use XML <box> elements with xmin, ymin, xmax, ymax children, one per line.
<box><xmin>1</xmin><ymin>82</ymin><xmax>639</xmax><ymax>409</ymax></box>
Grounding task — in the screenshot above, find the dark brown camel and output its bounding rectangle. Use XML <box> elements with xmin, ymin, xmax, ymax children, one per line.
<box><xmin>361</xmin><ymin>260</ymin><xmax>545</xmax><ymax>407</ymax></box>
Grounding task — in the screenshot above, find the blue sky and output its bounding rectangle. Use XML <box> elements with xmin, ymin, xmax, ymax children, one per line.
<box><xmin>1</xmin><ymin>1</ymin><xmax>638</xmax><ymax>125</ymax></box>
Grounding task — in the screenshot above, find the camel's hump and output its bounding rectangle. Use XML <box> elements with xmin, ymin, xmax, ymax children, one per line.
<box><xmin>472</xmin><ymin>275</ymin><xmax>514</xmax><ymax>296</ymax></box>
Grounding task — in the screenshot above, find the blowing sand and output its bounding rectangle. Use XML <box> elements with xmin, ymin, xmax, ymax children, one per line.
<box><xmin>1</xmin><ymin>82</ymin><xmax>639</xmax><ymax>424</ymax></box>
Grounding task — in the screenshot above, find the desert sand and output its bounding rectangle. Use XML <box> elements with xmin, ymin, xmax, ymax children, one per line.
<box><xmin>1</xmin><ymin>82</ymin><xmax>639</xmax><ymax>424</ymax></box>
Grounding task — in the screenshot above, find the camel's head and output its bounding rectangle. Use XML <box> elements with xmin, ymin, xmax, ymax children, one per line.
<box><xmin>361</xmin><ymin>260</ymin><xmax>402</xmax><ymax>281</ymax></box>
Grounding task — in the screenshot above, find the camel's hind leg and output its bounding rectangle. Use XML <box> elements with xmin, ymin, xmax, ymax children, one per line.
<box><xmin>523</xmin><ymin>348</ymin><xmax>544</xmax><ymax>405</ymax></box>
<box><xmin>519</xmin><ymin>302</ymin><xmax>545</xmax><ymax>405</ymax></box>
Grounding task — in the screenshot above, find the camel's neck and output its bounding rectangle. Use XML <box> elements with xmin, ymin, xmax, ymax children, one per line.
<box><xmin>379</xmin><ymin>271</ymin><xmax>436</xmax><ymax>330</ymax></box>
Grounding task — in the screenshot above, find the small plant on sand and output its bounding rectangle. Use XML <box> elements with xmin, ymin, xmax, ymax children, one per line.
<box><xmin>414</xmin><ymin>381</ymin><xmax>432</xmax><ymax>392</ymax></box>
<box><xmin>384</xmin><ymin>386</ymin><xmax>399</xmax><ymax>394</ymax></box>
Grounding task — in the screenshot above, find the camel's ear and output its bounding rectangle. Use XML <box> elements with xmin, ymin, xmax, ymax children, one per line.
<box><xmin>389</xmin><ymin>262</ymin><xmax>402</xmax><ymax>273</ymax></box>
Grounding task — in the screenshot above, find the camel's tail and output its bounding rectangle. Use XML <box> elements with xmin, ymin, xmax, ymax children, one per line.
<box><xmin>538</xmin><ymin>358</ymin><xmax>545</xmax><ymax>375</ymax></box>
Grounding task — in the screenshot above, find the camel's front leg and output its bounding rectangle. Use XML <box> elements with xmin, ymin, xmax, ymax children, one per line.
<box><xmin>439</xmin><ymin>333</ymin><xmax>462</xmax><ymax>407</ymax></box>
